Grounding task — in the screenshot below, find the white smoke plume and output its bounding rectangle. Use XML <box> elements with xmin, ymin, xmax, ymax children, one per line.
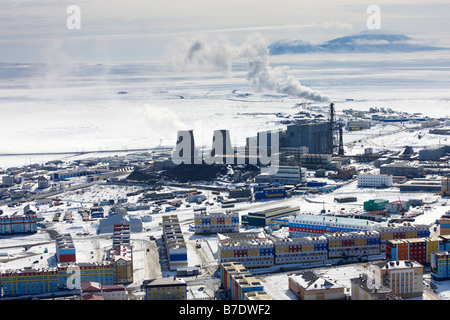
<box><xmin>169</xmin><ymin>33</ymin><xmax>330</xmax><ymax>102</ymax></box>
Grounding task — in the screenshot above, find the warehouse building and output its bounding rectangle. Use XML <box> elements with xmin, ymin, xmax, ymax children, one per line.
<box><xmin>419</xmin><ymin>145</ymin><xmax>450</xmax><ymax>161</ymax></box>
<box><xmin>380</xmin><ymin>162</ymin><xmax>424</xmax><ymax>178</ymax></box>
<box><xmin>364</xmin><ymin>199</ymin><xmax>389</xmax><ymax>211</ymax></box>
<box><xmin>246</xmin><ymin>206</ymin><xmax>300</xmax><ymax>227</ymax></box>
<box><xmin>255</xmin><ymin>165</ymin><xmax>306</xmax><ymax>185</ymax></box>
<box><xmin>286</xmin><ymin>122</ymin><xmax>332</xmax><ymax>154</ymax></box>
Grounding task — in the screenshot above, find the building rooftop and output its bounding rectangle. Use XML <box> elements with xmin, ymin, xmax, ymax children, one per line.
<box><xmin>289</xmin><ymin>270</ymin><xmax>345</xmax><ymax>291</ymax></box>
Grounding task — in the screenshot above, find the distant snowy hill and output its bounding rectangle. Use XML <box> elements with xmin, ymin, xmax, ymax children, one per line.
<box><xmin>269</xmin><ymin>31</ymin><xmax>447</xmax><ymax>55</ymax></box>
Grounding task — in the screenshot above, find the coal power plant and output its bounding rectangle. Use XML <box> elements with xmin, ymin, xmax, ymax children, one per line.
<box><xmin>246</xmin><ymin>102</ymin><xmax>344</xmax><ymax>157</ymax></box>
<box><xmin>169</xmin><ymin>103</ymin><xmax>343</xmax><ymax>180</ymax></box>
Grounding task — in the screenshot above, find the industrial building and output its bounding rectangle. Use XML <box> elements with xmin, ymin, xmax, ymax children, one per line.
<box><xmin>246</xmin><ymin>206</ymin><xmax>300</xmax><ymax>227</ymax></box>
<box><xmin>346</xmin><ymin>120</ymin><xmax>371</xmax><ymax>131</ymax></box>
<box><xmin>385</xmin><ymin>200</ymin><xmax>410</xmax><ymax>213</ymax></box>
<box><xmin>380</xmin><ymin>163</ymin><xmax>424</xmax><ymax>178</ymax></box>
<box><xmin>53</xmin><ymin>168</ymin><xmax>108</xmax><ymax>180</ymax></box>
<box><xmin>253</xmin><ymin>185</ymin><xmax>287</xmax><ymax>200</ymax></box>
<box><xmin>399</xmin><ymin>180</ymin><xmax>441</xmax><ymax>193</ymax></box>
<box><xmin>364</xmin><ymin>199</ymin><xmax>389</xmax><ymax>211</ymax></box>
<box><xmin>419</xmin><ymin>145</ymin><xmax>450</xmax><ymax>161</ymax></box>
<box><xmin>286</xmin><ymin>122</ymin><xmax>332</xmax><ymax>154</ymax></box>
<box><xmin>299</xmin><ymin>153</ymin><xmax>332</xmax><ymax>168</ymax></box>
<box><xmin>255</xmin><ymin>165</ymin><xmax>307</xmax><ymax>185</ymax></box>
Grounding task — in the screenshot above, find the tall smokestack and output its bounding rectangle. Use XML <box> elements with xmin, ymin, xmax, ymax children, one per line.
<box><xmin>172</xmin><ymin>130</ymin><xmax>200</xmax><ymax>165</ymax></box>
<box><xmin>211</xmin><ymin>129</ymin><xmax>234</xmax><ymax>164</ymax></box>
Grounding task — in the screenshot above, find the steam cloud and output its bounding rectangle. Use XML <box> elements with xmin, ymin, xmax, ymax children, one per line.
<box><xmin>170</xmin><ymin>33</ymin><xmax>330</xmax><ymax>102</ymax></box>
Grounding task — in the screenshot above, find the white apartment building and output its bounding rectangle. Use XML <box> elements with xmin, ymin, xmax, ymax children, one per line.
<box><xmin>373</xmin><ymin>260</ymin><xmax>423</xmax><ymax>298</ymax></box>
<box><xmin>357</xmin><ymin>174</ymin><xmax>393</xmax><ymax>188</ymax></box>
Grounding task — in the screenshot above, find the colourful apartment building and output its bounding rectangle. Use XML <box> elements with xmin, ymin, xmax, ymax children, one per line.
<box><xmin>219</xmin><ymin>262</ymin><xmax>270</xmax><ymax>300</ymax></box>
<box><xmin>144</xmin><ymin>278</ymin><xmax>187</xmax><ymax>300</ymax></box>
<box><xmin>438</xmin><ymin>214</ymin><xmax>450</xmax><ymax>236</ymax></box>
<box><xmin>109</xmin><ymin>245</ymin><xmax>133</xmax><ymax>284</ymax></box>
<box><xmin>230</xmin><ymin>273</ymin><xmax>264</xmax><ymax>300</ymax></box>
<box><xmin>108</xmin><ymin>224</ymin><xmax>133</xmax><ymax>284</ymax></box>
<box><xmin>193</xmin><ymin>210</ymin><xmax>239</xmax><ymax>234</ymax></box>
<box><xmin>376</xmin><ymin>222</ymin><xmax>430</xmax><ymax>251</ymax></box>
<box><xmin>273</xmin><ymin>235</ymin><xmax>328</xmax><ymax>264</ymax></box>
<box><xmin>55</xmin><ymin>233</ymin><xmax>76</xmax><ymax>263</ymax></box>
<box><xmin>220</xmin><ymin>262</ymin><xmax>251</xmax><ymax>292</ymax></box>
<box><xmin>431</xmin><ymin>251</ymin><xmax>450</xmax><ymax>280</ymax></box>
<box><xmin>1</xmin><ymin>262</ymin><xmax>114</xmax><ymax>296</ymax></box>
<box><xmin>289</xmin><ymin>213</ymin><xmax>376</xmax><ymax>237</ymax></box>
<box><xmin>0</xmin><ymin>214</ymin><xmax>37</xmax><ymax>235</ymax></box>
<box><xmin>441</xmin><ymin>177</ymin><xmax>450</xmax><ymax>196</ymax></box>
<box><xmin>162</xmin><ymin>215</ymin><xmax>188</xmax><ymax>271</ymax></box>
<box><xmin>1</xmin><ymin>267</ymin><xmax>59</xmax><ymax>296</ymax></box>
<box><xmin>217</xmin><ymin>232</ymin><xmax>274</xmax><ymax>268</ymax></box>
<box><xmin>386</xmin><ymin>237</ymin><xmax>443</xmax><ymax>264</ymax></box>
<box><xmin>324</xmin><ymin>231</ymin><xmax>381</xmax><ymax>259</ymax></box>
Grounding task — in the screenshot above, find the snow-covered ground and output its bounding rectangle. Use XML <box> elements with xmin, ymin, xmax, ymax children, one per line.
<box><xmin>1</xmin><ymin>48</ymin><xmax>450</xmax><ymax>300</ymax></box>
<box><xmin>1</xmin><ymin>169</ymin><xmax>450</xmax><ymax>300</ymax></box>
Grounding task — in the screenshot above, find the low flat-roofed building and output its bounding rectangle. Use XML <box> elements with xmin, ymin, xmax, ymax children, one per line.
<box><xmin>350</xmin><ymin>274</ymin><xmax>394</xmax><ymax>300</ymax></box>
<box><xmin>288</xmin><ymin>270</ymin><xmax>347</xmax><ymax>300</ymax></box>
<box><xmin>144</xmin><ymin>277</ymin><xmax>187</xmax><ymax>300</ymax></box>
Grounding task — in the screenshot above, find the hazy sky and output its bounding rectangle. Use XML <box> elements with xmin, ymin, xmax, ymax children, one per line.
<box><xmin>1</xmin><ymin>0</ymin><xmax>450</xmax><ymax>63</ymax></box>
